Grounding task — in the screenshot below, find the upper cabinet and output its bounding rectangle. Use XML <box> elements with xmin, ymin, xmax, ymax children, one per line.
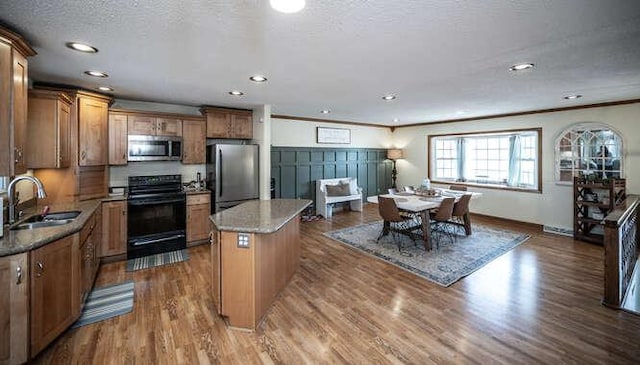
<box><xmin>182</xmin><ymin>119</ymin><xmax>206</xmax><ymax>164</ymax></box>
<box><xmin>108</xmin><ymin>113</ymin><xmax>128</xmax><ymax>165</ymax></box>
<box><xmin>27</xmin><ymin>89</ymin><xmax>73</xmax><ymax>168</ymax></box>
<box><xmin>0</xmin><ymin>26</ymin><xmax>36</xmax><ymax>176</ymax></box>
<box><xmin>201</xmin><ymin>107</ymin><xmax>253</xmax><ymax>139</ymax></box>
<box><xmin>128</xmin><ymin>114</ymin><xmax>182</xmax><ymax>136</ymax></box>
<box><xmin>78</xmin><ymin>94</ymin><xmax>110</xmax><ymax>166</ymax></box>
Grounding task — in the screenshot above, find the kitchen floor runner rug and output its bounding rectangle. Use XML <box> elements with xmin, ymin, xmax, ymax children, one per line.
<box><xmin>126</xmin><ymin>249</ymin><xmax>190</xmax><ymax>272</ymax></box>
<box><xmin>324</xmin><ymin>221</ymin><xmax>530</xmax><ymax>287</ymax></box>
<box><xmin>72</xmin><ymin>281</ymin><xmax>134</xmax><ymax>328</ymax></box>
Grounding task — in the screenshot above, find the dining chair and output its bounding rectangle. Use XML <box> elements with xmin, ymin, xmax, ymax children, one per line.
<box><xmin>450</xmin><ymin>194</ymin><xmax>472</xmax><ymax>235</ymax></box>
<box><xmin>449</xmin><ymin>185</ymin><xmax>467</xmax><ymax>191</ymax></box>
<box><xmin>429</xmin><ymin>197</ymin><xmax>455</xmax><ymax>248</ymax></box>
<box><xmin>377</xmin><ymin>196</ymin><xmax>420</xmax><ymax>251</ymax></box>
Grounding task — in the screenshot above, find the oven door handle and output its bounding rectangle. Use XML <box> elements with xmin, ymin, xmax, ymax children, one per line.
<box><xmin>128</xmin><ymin>198</ymin><xmax>185</xmax><ymax>206</ymax></box>
<box><xmin>131</xmin><ymin>234</ymin><xmax>185</xmax><ymax>246</ymax></box>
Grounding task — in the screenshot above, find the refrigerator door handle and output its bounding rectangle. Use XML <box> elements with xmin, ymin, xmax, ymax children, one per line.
<box><xmin>218</xmin><ymin>149</ymin><xmax>223</xmax><ymax>197</ymax></box>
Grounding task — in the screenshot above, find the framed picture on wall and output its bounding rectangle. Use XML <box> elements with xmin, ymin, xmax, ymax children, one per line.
<box><xmin>317</xmin><ymin>127</ymin><xmax>351</xmax><ymax>144</ymax></box>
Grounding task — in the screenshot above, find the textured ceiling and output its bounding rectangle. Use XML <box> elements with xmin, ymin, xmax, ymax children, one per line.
<box><xmin>1</xmin><ymin>1</ymin><xmax>640</xmax><ymax>126</ymax></box>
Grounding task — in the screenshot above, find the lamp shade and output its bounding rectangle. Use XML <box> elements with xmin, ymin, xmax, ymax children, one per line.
<box><xmin>387</xmin><ymin>149</ymin><xmax>403</xmax><ymax>160</ymax></box>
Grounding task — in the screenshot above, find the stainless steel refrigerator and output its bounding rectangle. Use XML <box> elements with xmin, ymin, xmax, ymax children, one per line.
<box><xmin>206</xmin><ymin>143</ymin><xmax>259</xmax><ymax>212</ymax></box>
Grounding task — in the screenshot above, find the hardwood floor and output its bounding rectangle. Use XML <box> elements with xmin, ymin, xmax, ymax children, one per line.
<box><xmin>35</xmin><ymin>204</ymin><xmax>640</xmax><ymax>364</ymax></box>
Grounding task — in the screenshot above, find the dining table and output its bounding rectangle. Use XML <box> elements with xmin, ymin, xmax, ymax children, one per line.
<box><xmin>366</xmin><ymin>189</ymin><xmax>482</xmax><ymax>250</ymax></box>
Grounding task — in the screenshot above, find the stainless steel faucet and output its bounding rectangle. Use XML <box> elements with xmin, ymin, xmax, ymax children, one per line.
<box><xmin>7</xmin><ymin>175</ymin><xmax>47</xmax><ymax>225</ymax></box>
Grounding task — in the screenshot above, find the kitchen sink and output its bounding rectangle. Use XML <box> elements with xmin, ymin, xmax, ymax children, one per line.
<box><xmin>10</xmin><ymin>210</ymin><xmax>81</xmax><ymax>230</ymax></box>
<box><xmin>11</xmin><ymin>219</ymin><xmax>76</xmax><ymax>231</ymax></box>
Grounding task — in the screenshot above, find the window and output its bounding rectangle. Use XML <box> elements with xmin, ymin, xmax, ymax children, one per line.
<box><xmin>555</xmin><ymin>123</ymin><xmax>623</xmax><ymax>183</ymax></box>
<box><xmin>429</xmin><ymin>128</ymin><xmax>541</xmax><ymax>192</ymax></box>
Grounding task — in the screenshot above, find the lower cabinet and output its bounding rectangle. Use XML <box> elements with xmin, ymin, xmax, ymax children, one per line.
<box><xmin>30</xmin><ymin>234</ymin><xmax>79</xmax><ymax>356</ymax></box>
<box><xmin>79</xmin><ymin>210</ymin><xmax>100</xmax><ymax>306</ymax></box>
<box><xmin>100</xmin><ymin>200</ymin><xmax>127</xmax><ymax>258</ymax></box>
<box><xmin>0</xmin><ymin>252</ymin><xmax>29</xmax><ymax>365</ymax></box>
<box><xmin>187</xmin><ymin>193</ymin><xmax>211</xmax><ymax>244</ymax></box>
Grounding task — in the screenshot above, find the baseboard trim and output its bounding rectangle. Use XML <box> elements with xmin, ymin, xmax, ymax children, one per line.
<box><xmin>469</xmin><ymin>213</ymin><xmax>544</xmax><ymax>232</ymax></box>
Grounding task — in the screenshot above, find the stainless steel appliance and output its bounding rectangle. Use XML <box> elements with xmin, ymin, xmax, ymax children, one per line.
<box><xmin>128</xmin><ymin>135</ymin><xmax>182</xmax><ymax>161</ymax></box>
<box><xmin>206</xmin><ymin>143</ymin><xmax>259</xmax><ymax>212</ymax></box>
<box><xmin>127</xmin><ymin>174</ymin><xmax>186</xmax><ymax>259</ymax></box>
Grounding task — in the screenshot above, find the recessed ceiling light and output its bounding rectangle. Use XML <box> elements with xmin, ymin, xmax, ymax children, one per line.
<box><xmin>228</xmin><ymin>90</ymin><xmax>244</xmax><ymax>96</ymax></box>
<box><xmin>393</xmin><ymin>118</ymin><xmax>399</xmax><ymax>122</ymax></box>
<box><xmin>97</xmin><ymin>86</ymin><xmax>113</xmax><ymax>92</ymax></box>
<box><xmin>382</xmin><ymin>95</ymin><xmax>397</xmax><ymax>101</ymax></box>
<box><xmin>249</xmin><ymin>75</ymin><xmax>267</xmax><ymax>82</ymax></box>
<box><xmin>320</xmin><ymin>110</ymin><xmax>331</xmax><ymax>114</ymax></box>
<box><xmin>84</xmin><ymin>70</ymin><xmax>108</xmax><ymax>78</ymax></box>
<box><xmin>270</xmin><ymin>0</ymin><xmax>305</xmax><ymax>13</ymax></box>
<box><xmin>509</xmin><ymin>63</ymin><xmax>535</xmax><ymax>71</ymax></box>
<box><xmin>564</xmin><ymin>94</ymin><xmax>582</xmax><ymax>100</ymax></box>
<box><xmin>66</xmin><ymin>42</ymin><xmax>98</xmax><ymax>53</ymax></box>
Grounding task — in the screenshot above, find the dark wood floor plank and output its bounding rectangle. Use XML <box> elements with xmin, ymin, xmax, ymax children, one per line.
<box><xmin>34</xmin><ymin>204</ymin><xmax>640</xmax><ymax>364</ymax></box>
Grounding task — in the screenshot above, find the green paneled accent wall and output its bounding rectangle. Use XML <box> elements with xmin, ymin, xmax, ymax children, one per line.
<box><xmin>271</xmin><ymin>147</ymin><xmax>392</xmax><ymax>208</ymax></box>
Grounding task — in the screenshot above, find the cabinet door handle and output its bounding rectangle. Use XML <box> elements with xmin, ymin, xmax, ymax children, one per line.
<box><xmin>36</xmin><ymin>261</ymin><xmax>44</xmax><ymax>277</ymax></box>
<box><xmin>81</xmin><ymin>150</ymin><xmax>87</xmax><ymax>160</ymax></box>
<box><xmin>16</xmin><ymin>266</ymin><xmax>23</xmax><ymax>284</ymax></box>
<box><xmin>14</xmin><ymin>147</ymin><xmax>23</xmax><ymax>163</ymax></box>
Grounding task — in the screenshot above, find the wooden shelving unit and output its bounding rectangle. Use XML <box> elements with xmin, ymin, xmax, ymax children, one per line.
<box><xmin>574</xmin><ymin>177</ymin><xmax>626</xmax><ymax>244</ymax></box>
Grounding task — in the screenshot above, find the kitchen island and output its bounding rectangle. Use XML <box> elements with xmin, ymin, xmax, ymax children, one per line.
<box><xmin>210</xmin><ymin>199</ymin><xmax>311</xmax><ymax>330</ymax></box>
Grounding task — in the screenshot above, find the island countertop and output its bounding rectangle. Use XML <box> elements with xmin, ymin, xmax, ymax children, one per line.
<box><xmin>210</xmin><ymin>199</ymin><xmax>311</xmax><ymax>234</ymax></box>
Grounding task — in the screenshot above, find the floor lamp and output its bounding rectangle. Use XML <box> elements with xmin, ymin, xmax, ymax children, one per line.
<box><xmin>387</xmin><ymin>149</ymin><xmax>403</xmax><ymax>189</ymax></box>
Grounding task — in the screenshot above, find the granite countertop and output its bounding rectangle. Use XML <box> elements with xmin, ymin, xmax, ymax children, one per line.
<box><xmin>0</xmin><ymin>199</ymin><xmax>102</xmax><ymax>257</ymax></box>
<box><xmin>211</xmin><ymin>199</ymin><xmax>311</xmax><ymax>234</ymax></box>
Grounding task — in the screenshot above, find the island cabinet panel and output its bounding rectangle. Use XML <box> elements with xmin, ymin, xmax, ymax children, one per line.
<box><xmin>218</xmin><ymin>215</ymin><xmax>301</xmax><ymax>330</ymax></box>
<box><xmin>221</xmin><ymin>231</ymin><xmax>256</xmax><ymax>329</ymax></box>
<box><xmin>210</xmin><ymin>225</ymin><xmax>221</xmax><ymax>315</ymax></box>
<box><xmin>255</xmin><ymin>217</ymin><xmax>300</xmax><ymax>320</ymax></box>
<box><xmin>0</xmin><ymin>252</ymin><xmax>29</xmax><ymax>365</ymax></box>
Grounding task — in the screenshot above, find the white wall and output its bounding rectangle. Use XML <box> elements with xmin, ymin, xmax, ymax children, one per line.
<box><xmin>392</xmin><ymin>103</ymin><xmax>640</xmax><ymax>231</ymax></box>
<box><xmin>271</xmin><ymin>118</ymin><xmax>393</xmax><ymax>148</ymax></box>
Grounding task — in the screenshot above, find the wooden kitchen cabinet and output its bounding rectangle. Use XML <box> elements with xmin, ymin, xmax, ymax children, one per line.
<box><xmin>27</xmin><ymin>89</ymin><xmax>73</xmax><ymax>168</ymax></box>
<box><xmin>30</xmin><ymin>234</ymin><xmax>79</xmax><ymax>356</ymax></box>
<box><xmin>0</xmin><ymin>252</ymin><xmax>29</xmax><ymax>365</ymax></box>
<box><xmin>127</xmin><ymin>114</ymin><xmax>182</xmax><ymax>136</ymax></box>
<box><xmin>100</xmin><ymin>200</ymin><xmax>127</xmax><ymax>258</ymax></box>
<box><xmin>79</xmin><ymin>210</ymin><xmax>100</xmax><ymax>306</ymax></box>
<box><xmin>210</xmin><ymin>226</ymin><xmax>221</xmax><ymax>315</ymax></box>
<box><xmin>108</xmin><ymin>113</ymin><xmax>128</xmax><ymax>165</ymax></box>
<box><xmin>182</xmin><ymin>119</ymin><xmax>206</xmax><ymax>164</ymax></box>
<box><xmin>78</xmin><ymin>94</ymin><xmax>109</xmax><ymax>166</ymax></box>
<box><xmin>201</xmin><ymin>107</ymin><xmax>253</xmax><ymax>139</ymax></box>
<box><xmin>0</xmin><ymin>27</ymin><xmax>35</xmax><ymax>176</ymax></box>
<box><xmin>33</xmin><ymin>89</ymin><xmax>112</xmax><ymax>203</ymax></box>
<box><xmin>187</xmin><ymin>193</ymin><xmax>211</xmax><ymax>243</ymax></box>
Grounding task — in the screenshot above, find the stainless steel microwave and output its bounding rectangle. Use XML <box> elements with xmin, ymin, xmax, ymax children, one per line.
<box><xmin>128</xmin><ymin>135</ymin><xmax>182</xmax><ymax>161</ymax></box>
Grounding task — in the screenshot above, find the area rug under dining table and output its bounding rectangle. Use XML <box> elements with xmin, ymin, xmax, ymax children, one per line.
<box><xmin>324</xmin><ymin>221</ymin><xmax>531</xmax><ymax>287</ymax></box>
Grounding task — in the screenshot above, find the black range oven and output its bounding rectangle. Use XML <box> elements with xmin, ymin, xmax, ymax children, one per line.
<box><xmin>127</xmin><ymin>175</ymin><xmax>186</xmax><ymax>259</ymax></box>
